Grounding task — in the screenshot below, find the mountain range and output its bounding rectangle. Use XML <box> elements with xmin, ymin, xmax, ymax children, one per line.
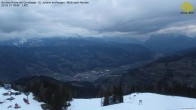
<box><xmin>0</xmin><ymin>37</ymin><xmax>154</xmax><ymax>81</ymax></box>
<box><xmin>0</xmin><ymin>34</ymin><xmax>196</xmax><ymax>84</ymax></box>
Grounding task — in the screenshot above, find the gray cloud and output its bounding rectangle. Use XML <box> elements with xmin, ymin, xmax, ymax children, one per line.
<box><xmin>0</xmin><ymin>0</ymin><xmax>196</xmax><ymax>40</ymax></box>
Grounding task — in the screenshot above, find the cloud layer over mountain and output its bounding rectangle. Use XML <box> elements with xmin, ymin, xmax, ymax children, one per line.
<box><xmin>0</xmin><ymin>0</ymin><xmax>196</xmax><ymax>40</ymax></box>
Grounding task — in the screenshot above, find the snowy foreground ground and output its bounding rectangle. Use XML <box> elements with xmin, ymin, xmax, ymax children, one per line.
<box><xmin>68</xmin><ymin>93</ymin><xmax>196</xmax><ymax>110</ymax></box>
<box><xmin>0</xmin><ymin>87</ymin><xmax>43</xmax><ymax>110</ymax></box>
<box><xmin>1</xmin><ymin>86</ymin><xmax>196</xmax><ymax>110</ymax></box>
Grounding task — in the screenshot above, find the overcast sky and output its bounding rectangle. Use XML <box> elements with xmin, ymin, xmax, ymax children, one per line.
<box><xmin>0</xmin><ymin>0</ymin><xmax>196</xmax><ymax>40</ymax></box>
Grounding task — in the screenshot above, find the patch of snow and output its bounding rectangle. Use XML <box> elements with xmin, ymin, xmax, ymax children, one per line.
<box><xmin>0</xmin><ymin>87</ymin><xmax>43</xmax><ymax>110</ymax></box>
<box><xmin>68</xmin><ymin>93</ymin><xmax>196</xmax><ymax>110</ymax></box>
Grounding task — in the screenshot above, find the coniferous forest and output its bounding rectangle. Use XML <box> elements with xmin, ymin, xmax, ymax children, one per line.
<box><xmin>11</xmin><ymin>76</ymin><xmax>98</xmax><ymax>110</ymax></box>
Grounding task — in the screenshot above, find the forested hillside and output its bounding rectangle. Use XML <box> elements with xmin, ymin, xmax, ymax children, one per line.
<box><xmin>119</xmin><ymin>48</ymin><xmax>196</xmax><ymax>97</ymax></box>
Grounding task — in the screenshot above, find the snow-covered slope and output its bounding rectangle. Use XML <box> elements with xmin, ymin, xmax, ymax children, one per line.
<box><xmin>0</xmin><ymin>87</ymin><xmax>43</xmax><ymax>110</ymax></box>
<box><xmin>68</xmin><ymin>93</ymin><xmax>196</xmax><ymax>110</ymax></box>
<box><xmin>2</xmin><ymin>86</ymin><xmax>196</xmax><ymax>110</ymax></box>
